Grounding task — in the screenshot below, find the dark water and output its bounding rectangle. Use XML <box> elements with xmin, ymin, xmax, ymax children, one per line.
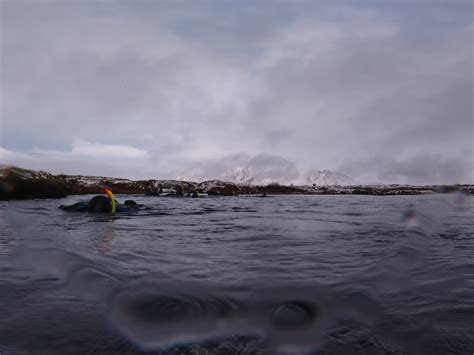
<box><xmin>0</xmin><ymin>194</ymin><xmax>473</xmax><ymax>354</ymax></box>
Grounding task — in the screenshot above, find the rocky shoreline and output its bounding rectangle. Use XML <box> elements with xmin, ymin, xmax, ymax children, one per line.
<box><xmin>1</xmin><ymin>166</ymin><xmax>473</xmax><ymax>200</ymax></box>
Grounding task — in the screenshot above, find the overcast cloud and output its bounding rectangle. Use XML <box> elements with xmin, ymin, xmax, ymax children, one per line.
<box><xmin>1</xmin><ymin>1</ymin><xmax>472</xmax><ymax>183</ymax></box>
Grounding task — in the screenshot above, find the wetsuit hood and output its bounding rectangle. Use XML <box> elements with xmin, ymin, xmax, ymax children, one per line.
<box><xmin>88</xmin><ymin>195</ymin><xmax>112</xmax><ymax>213</ymax></box>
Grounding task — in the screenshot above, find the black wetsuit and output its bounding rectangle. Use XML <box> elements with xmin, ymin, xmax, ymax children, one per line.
<box><xmin>59</xmin><ymin>196</ymin><xmax>140</xmax><ymax>213</ymax></box>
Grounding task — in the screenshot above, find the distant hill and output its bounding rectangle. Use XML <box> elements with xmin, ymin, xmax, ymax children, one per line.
<box><xmin>1</xmin><ymin>166</ymin><xmax>472</xmax><ymax>200</ymax></box>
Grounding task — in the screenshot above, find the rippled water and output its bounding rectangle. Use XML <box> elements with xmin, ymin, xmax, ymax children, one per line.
<box><xmin>0</xmin><ymin>194</ymin><xmax>473</xmax><ymax>354</ymax></box>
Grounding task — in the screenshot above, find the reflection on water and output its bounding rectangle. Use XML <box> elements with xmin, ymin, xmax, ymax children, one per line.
<box><xmin>97</xmin><ymin>222</ymin><xmax>117</xmax><ymax>255</ymax></box>
<box><xmin>0</xmin><ymin>194</ymin><xmax>473</xmax><ymax>354</ymax></box>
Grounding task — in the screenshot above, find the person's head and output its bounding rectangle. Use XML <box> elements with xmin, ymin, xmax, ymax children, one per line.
<box><xmin>88</xmin><ymin>195</ymin><xmax>112</xmax><ymax>213</ymax></box>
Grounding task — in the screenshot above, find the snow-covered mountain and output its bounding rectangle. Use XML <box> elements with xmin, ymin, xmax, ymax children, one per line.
<box><xmin>176</xmin><ymin>167</ymin><xmax>266</xmax><ymax>185</ymax></box>
<box><xmin>303</xmin><ymin>169</ymin><xmax>353</xmax><ymax>186</ymax></box>
<box><xmin>175</xmin><ymin>166</ymin><xmax>353</xmax><ymax>186</ymax></box>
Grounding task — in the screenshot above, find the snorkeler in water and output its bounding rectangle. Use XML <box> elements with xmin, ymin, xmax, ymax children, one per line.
<box><xmin>59</xmin><ymin>187</ymin><xmax>141</xmax><ymax>213</ymax></box>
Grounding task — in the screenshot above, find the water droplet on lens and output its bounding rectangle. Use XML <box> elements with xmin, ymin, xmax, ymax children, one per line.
<box><xmin>108</xmin><ymin>288</ymin><xmax>252</xmax><ymax>350</ymax></box>
<box><xmin>271</xmin><ymin>301</ymin><xmax>317</xmax><ymax>330</ymax></box>
<box><xmin>129</xmin><ymin>295</ymin><xmax>203</xmax><ymax>323</ymax></box>
<box><xmin>402</xmin><ymin>204</ymin><xmax>417</xmax><ymax>225</ymax></box>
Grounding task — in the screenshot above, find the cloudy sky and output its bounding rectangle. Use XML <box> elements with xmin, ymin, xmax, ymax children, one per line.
<box><xmin>1</xmin><ymin>0</ymin><xmax>472</xmax><ymax>184</ymax></box>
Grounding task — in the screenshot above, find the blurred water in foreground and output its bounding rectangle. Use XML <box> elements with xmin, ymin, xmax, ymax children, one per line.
<box><xmin>0</xmin><ymin>194</ymin><xmax>473</xmax><ymax>354</ymax></box>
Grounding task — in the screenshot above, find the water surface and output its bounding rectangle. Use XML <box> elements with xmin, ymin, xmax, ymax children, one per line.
<box><xmin>0</xmin><ymin>194</ymin><xmax>473</xmax><ymax>354</ymax></box>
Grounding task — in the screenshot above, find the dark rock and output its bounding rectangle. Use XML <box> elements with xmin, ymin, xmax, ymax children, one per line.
<box><xmin>352</xmin><ymin>188</ymin><xmax>372</xmax><ymax>195</ymax></box>
<box><xmin>0</xmin><ymin>167</ymin><xmax>70</xmax><ymax>200</ymax></box>
<box><xmin>175</xmin><ymin>185</ymin><xmax>184</xmax><ymax>196</ymax></box>
<box><xmin>2</xmin><ymin>166</ymin><xmax>473</xmax><ymax>199</ymax></box>
<box><xmin>264</xmin><ymin>183</ymin><xmax>306</xmax><ymax>194</ymax></box>
<box><xmin>207</xmin><ymin>183</ymin><xmax>239</xmax><ymax>196</ymax></box>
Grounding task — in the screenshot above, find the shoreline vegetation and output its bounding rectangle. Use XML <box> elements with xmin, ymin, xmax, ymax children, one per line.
<box><xmin>1</xmin><ymin>166</ymin><xmax>473</xmax><ymax>200</ymax></box>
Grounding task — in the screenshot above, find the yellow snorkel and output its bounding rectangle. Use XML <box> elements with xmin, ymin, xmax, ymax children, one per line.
<box><xmin>104</xmin><ymin>187</ymin><xmax>116</xmax><ymax>213</ymax></box>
